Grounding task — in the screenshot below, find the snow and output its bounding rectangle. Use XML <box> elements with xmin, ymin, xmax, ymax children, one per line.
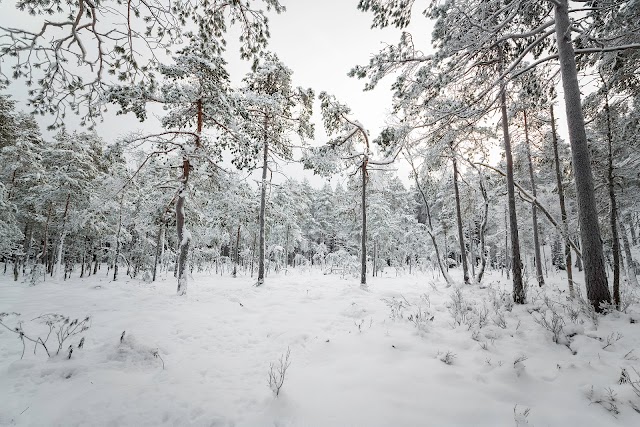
<box><xmin>1</xmin><ymin>268</ymin><xmax>639</xmax><ymax>426</ymax></box>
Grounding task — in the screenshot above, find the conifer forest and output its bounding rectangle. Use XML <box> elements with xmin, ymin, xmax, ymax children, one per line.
<box><xmin>1</xmin><ymin>1</ymin><xmax>640</xmax><ymax>425</ymax></box>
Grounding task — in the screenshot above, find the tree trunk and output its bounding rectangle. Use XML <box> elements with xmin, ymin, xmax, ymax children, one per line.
<box><xmin>555</xmin><ymin>0</ymin><xmax>611</xmax><ymax>310</ymax></box>
<box><xmin>628</xmin><ymin>215</ymin><xmax>638</xmax><ymax>246</ymax></box>
<box><xmin>233</xmin><ymin>224</ymin><xmax>241</xmax><ymax>278</ymax></box>
<box><xmin>550</xmin><ymin>104</ymin><xmax>575</xmax><ymax>297</ymax></box>
<box><xmin>80</xmin><ymin>242</ymin><xmax>86</xmax><ymax>278</ymax></box>
<box><xmin>469</xmin><ymin>218</ymin><xmax>475</xmax><ymax>278</ymax></box>
<box><xmin>451</xmin><ymin>142</ymin><xmax>469</xmax><ymax>284</ymax></box>
<box><xmin>176</xmin><ymin>99</ymin><xmax>202</xmax><ymax>294</ymax></box>
<box><xmin>251</xmin><ymin>232</ymin><xmax>256</xmax><ymax>278</ymax></box>
<box><xmin>257</xmin><ymin>125</ymin><xmax>269</xmax><ymax>286</ymax></box>
<box><xmin>176</xmin><ymin>181</ymin><xmax>191</xmax><ymax>296</ymax></box>
<box><xmin>40</xmin><ymin>205</ymin><xmax>51</xmax><ymax>280</ymax></box>
<box><xmin>603</xmin><ymin>90</ymin><xmax>620</xmax><ymax>308</ymax></box>
<box><xmin>499</xmin><ymin>69</ymin><xmax>524</xmax><ymax>303</ymax></box>
<box><xmin>113</xmin><ymin>194</ymin><xmax>123</xmax><ymax>281</ymax></box>
<box><xmin>524</xmin><ymin>110</ymin><xmax>544</xmax><ymax>286</ymax></box>
<box><xmin>475</xmin><ymin>166</ymin><xmax>489</xmax><ymax>283</ymax></box>
<box><xmin>93</xmin><ymin>250</ymin><xmax>99</xmax><ymax>275</ymax></box>
<box><xmin>152</xmin><ymin>215</ymin><xmax>165</xmax><ymax>282</ymax></box>
<box><xmin>360</xmin><ymin>157</ymin><xmax>368</xmax><ymax>288</ymax></box>
<box><xmin>407</xmin><ymin>152</ymin><xmax>451</xmax><ymax>284</ymax></box>
<box><xmin>373</xmin><ymin>240</ymin><xmax>377</xmax><ymax>277</ymax></box>
<box><xmin>54</xmin><ymin>193</ymin><xmax>71</xmax><ymax>280</ymax></box>
<box><xmin>284</xmin><ymin>224</ymin><xmax>289</xmax><ymax>272</ymax></box>
<box><xmin>620</xmin><ymin>221</ymin><xmax>639</xmax><ymax>287</ymax></box>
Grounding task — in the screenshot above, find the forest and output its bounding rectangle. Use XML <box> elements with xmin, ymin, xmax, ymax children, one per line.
<box><xmin>1</xmin><ymin>0</ymin><xmax>639</xmax><ymax>426</ymax></box>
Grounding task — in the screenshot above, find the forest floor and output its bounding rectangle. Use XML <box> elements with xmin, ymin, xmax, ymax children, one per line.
<box><xmin>1</xmin><ymin>266</ymin><xmax>640</xmax><ymax>426</ymax></box>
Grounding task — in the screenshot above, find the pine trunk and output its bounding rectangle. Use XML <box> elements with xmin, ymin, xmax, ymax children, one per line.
<box><xmin>555</xmin><ymin>0</ymin><xmax>611</xmax><ymax>310</ymax></box>
<box><xmin>152</xmin><ymin>216</ymin><xmax>165</xmax><ymax>282</ymax></box>
<box><xmin>233</xmin><ymin>224</ymin><xmax>241</xmax><ymax>278</ymax></box>
<box><xmin>620</xmin><ymin>221</ymin><xmax>639</xmax><ymax>287</ymax></box>
<box><xmin>360</xmin><ymin>158</ymin><xmax>368</xmax><ymax>288</ymax></box>
<box><xmin>408</xmin><ymin>153</ymin><xmax>451</xmax><ymax>284</ymax></box>
<box><xmin>550</xmin><ymin>105</ymin><xmax>575</xmax><ymax>297</ymax></box>
<box><xmin>524</xmin><ymin>111</ymin><xmax>544</xmax><ymax>286</ymax></box>
<box><xmin>54</xmin><ymin>193</ymin><xmax>71</xmax><ymax>280</ymax></box>
<box><xmin>499</xmin><ymin>73</ymin><xmax>524</xmax><ymax>303</ymax></box>
<box><xmin>257</xmin><ymin>124</ymin><xmax>269</xmax><ymax>286</ymax></box>
<box><xmin>113</xmin><ymin>194</ymin><xmax>123</xmax><ymax>281</ymax></box>
<box><xmin>475</xmin><ymin>168</ymin><xmax>489</xmax><ymax>283</ymax></box>
<box><xmin>284</xmin><ymin>224</ymin><xmax>289</xmax><ymax>272</ymax></box>
<box><xmin>451</xmin><ymin>143</ymin><xmax>469</xmax><ymax>284</ymax></box>
<box><xmin>176</xmin><ymin>182</ymin><xmax>190</xmax><ymax>296</ymax></box>
<box><xmin>604</xmin><ymin>93</ymin><xmax>620</xmax><ymax>308</ymax></box>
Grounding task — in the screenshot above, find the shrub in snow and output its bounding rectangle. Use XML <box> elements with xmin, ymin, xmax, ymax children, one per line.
<box><xmin>513</xmin><ymin>405</ymin><xmax>531</xmax><ymax>426</ymax></box>
<box><xmin>493</xmin><ymin>310</ymin><xmax>508</xmax><ymax>330</ymax></box>
<box><xmin>438</xmin><ymin>350</ymin><xmax>456</xmax><ymax>365</ymax></box>
<box><xmin>586</xmin><ymin>386</ymin><xmax>620</xmax><ymax>416</ymax></box>
<box><xmin>0</xmin><ymin>312</ymin><xmax>90</xmax><ymax>359</ymax></box>
<box><xmin>382</xmin><ymin>296</ymin><xmax>411</xmax><ymax>320</ymax></box>
<box><xmin>601</xmin><ymin>332</ymin><xmax>623</xmax><ymax>350</ymax></box>
<box><xmin>113</xmin><ymin>332</ymin><xmax>165</xmax><ymax>370</ymax></box>
<box><xmin>446</xmin><ymin>288</ymin><xmax>474</xmax><ymax>328</ymax></box>
<box><xmin>575</xmin><ymin>289</ymin><xmax>600</xmax><ymax>329</ymax></box>
<box><xmin>407</xmin><ymin>307</ymin><xmax>434</xmax><ymax>332</ymax></box>
<box><xmin>382</xmin><ymin>295</ymin><xmax>433</xmax><ymax>332</ymax></box>
<box><xmin>28</xmin><ymin>264</ymin><xmax>45</xmax><ymax>286</ymax></box>
<box><xmin>268</xmin><ymin>347</ymin><xmax>291</xmax><ymax>398</ymax></box>
<box><xmin>531</xmin><ymin>308</ymin><xmax>566</xmax><ymax>344</ymax></box>
<box><xmin>619</xmin><ymin>286</ymin><xmax>640</xmax><ymax>313</ymax></box>
<box><xmin>620</xmin><ymin>368</ymin><xmax>640</xmax><ymax>412</ymax></box>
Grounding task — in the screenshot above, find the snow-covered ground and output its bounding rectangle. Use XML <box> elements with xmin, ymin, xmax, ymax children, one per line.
<box><xmin>1</xmin><ymin>267</ymin><xmax>639</xmax><ymax>426</ymax></box>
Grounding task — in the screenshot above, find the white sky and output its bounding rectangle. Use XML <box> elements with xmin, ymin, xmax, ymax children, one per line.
<box><xmin>1</xmin><ymin>0</ymin><xmax>424</xmax><ymax>187</ymax></box>
<box><xmin>1</xmin><ymin>1</ymin><xmax>572</xmax><ymax>188</ymax></box>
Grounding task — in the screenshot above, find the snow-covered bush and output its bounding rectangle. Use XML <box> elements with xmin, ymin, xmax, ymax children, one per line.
<box><xmin>0</xmin><ymin>312</ymin><xmax>90</xmax><ymax>359</ymax></box>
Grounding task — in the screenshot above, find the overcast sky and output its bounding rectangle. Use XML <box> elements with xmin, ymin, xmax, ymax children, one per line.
<box><xmin>1</xmin><ymin>1</ymin><xmax>573</xmax><ymax>189</ymax></box>
<box><xmin>1</xmin><ymin>1</ymin><xmax>434</xmax><ymax>187</ymax></box>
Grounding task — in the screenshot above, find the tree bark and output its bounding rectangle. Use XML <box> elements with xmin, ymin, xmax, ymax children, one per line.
<box><xmin>113</xmin><ymin>194</ymin><xmax>123</xmax><ymax>281</ymax></box>
<box><xmin>360</xmin><ymin>157</ymin><xmax>368</xmax><ymax>288</ymax></box>
<box><xmin>551</xmin><ymin>105</ymin><xmax>575</xmax><ymax>297</ymax></box>
<box><xmin>54</xmin><ymin>193</ymin><xmax>71</xmax><ymax>280</ymax></box>
<box><xmin>603</xmin><ymin>90</ymin><xmax>620</xmax><ymax>308</ymax></box>
<box><xmin>451</xmin><ymin>142</ymin><xmax>470</xmax><ymax>284</ymax></box>
<box><xmin>176</xmin><ymin>179</ymin><xmax>190</xmax><ymax>296</ymax></box>
<box><xmin>620</xmin><ymin>221</ymin><xmax>639</xmax><ymax>287</ymax></box>
<box><xmin>555</xmin><ymin>0</ymin><xmax>611</xmax><ymax>310</ymax></box>
<box><xmin>499</xmin><ymin>69</ymin><xmax>524</xmax><ymax>303</ymax></box>
<box><xmin>474</xmin><ymin>165</ymin><xmax>488</xmax><ymax>283</ymax></box>
<box><xmin>257</xmin><ymin>119</ymin><xmax>269</xmax><ymax>286</ymax></box>
<box><xmin>233</xmin><ymin>224</ymin><xmax>241</xmax><ymax>278</ymax></box>
<box><xmin>284</xmin><ymin>223</ymin><xmax>289</xmax><ymax>272</ymax></box>
<box><xmin>152</xmin><ymin>215</ymin><xmax>165</xmax><ymax>282</ymax></box>
<box><xmin>523</xmin><ymin>110</ymin><xmax>544</xmax><ymax>287</ymax></box>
